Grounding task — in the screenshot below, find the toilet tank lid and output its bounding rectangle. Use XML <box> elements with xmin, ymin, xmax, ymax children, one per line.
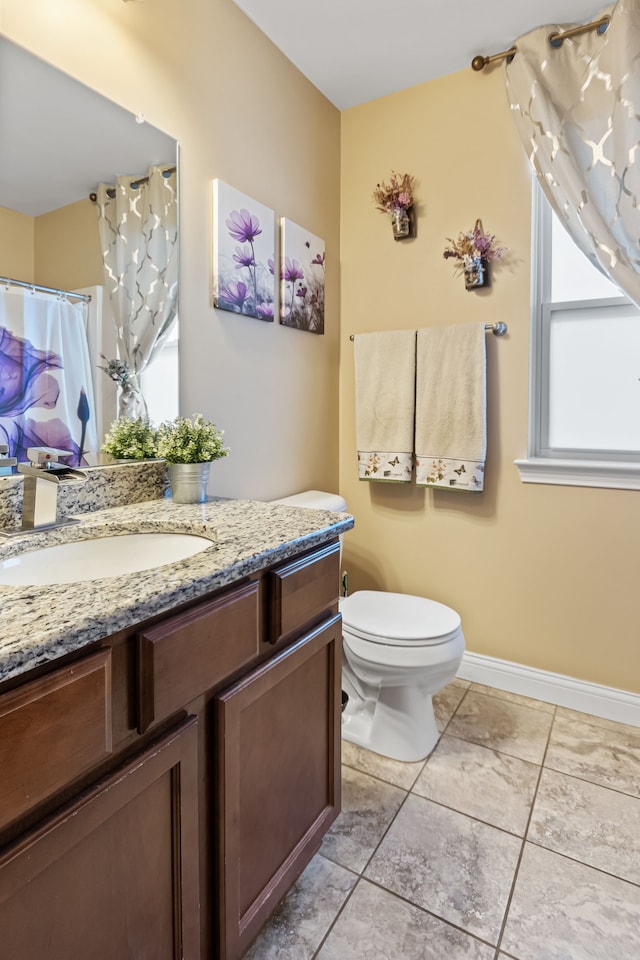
<box><xmin>340</xmin><ymin>591</ymin><xmax>461</xmax><ymax>642</ymax></box>
<box><xmin>271</xmin><ymin>490</ymin><xmax>348</xmax><ymax>512</ymax></box>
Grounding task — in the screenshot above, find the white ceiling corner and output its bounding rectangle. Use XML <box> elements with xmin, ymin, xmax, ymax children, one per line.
<box><xmin>231</xmin><ymin>0</ymin><xmax>610</xmax><ymax>109</ymax></box>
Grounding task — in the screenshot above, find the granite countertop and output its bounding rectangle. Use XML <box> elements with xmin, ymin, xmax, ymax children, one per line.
<box><xmin>0</xmin><ymin>497</ymin><xmax>354</xmax><ymax>685</ymax></box>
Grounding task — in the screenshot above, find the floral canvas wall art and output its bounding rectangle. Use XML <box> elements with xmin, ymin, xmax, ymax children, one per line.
<box><xmin>280</xmin><ymin>218</ymin><xmax>325</xmax><ymax>335</ymax></box>
<box><xmin>213</xmin><ymin>180</ymin><xmax>276</xmax><ymax>321</ymax></box>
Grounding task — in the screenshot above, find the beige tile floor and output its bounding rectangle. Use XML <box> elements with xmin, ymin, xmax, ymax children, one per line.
<box><xmin>244</xmin><ymin>680</ymin><xmax>640</xmax><ymax>960</ymax></box>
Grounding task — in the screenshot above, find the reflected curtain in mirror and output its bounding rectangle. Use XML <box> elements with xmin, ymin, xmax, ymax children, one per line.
<box><xmin>0</xmin><ymin>287</ymin><xmax>98</xmax><ymax>464</ymax></box>
<box><xmin>505</xmin><ymin>0</ymin><xmax>640</xmax><ymax>307</ymax></box>
<box><xmin>95</xmin><ymin>165</ymin><xmax>178</xmax><ymax>418</ymax></box>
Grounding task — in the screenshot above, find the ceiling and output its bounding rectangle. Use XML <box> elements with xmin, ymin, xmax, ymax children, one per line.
<box><xmin>232</xmin><ymin>0</ymin><xmax>609</xmax><ymax>109</ymax></box>
<box><xmin>0</xmin><ymin>36</ymin><xmax>176</xmax><ymax>218</ymax></box>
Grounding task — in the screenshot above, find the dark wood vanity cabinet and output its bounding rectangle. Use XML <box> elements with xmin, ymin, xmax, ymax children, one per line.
<box><xmin>215</xmin><ymin>614</ymin><xmax>342</xmax><ymax>959</ymax></box>
<box><xmin>0</xmin><ymin>718</ymin><xmax>200</xmax><ymax>960</ymax></box>
<box><xmin>0</xmin><ymin>537</ymin><xmax>342</xmax><ymax>960</ymax></box>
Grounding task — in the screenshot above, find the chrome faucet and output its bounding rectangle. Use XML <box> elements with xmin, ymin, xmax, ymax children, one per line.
<box><xmin>18</xmin><ymin>447</ymin><xmax>88</xmax><ymax>531</ymax></box>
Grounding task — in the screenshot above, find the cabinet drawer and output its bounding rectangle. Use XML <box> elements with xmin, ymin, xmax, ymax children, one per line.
<box><xmin>137</xmin><ymin>580</ymin><xmax>260</xmax><ymax>733</ymax></box>
<box><xmin>0</xmin><ymin>649</ymin><xmax>112</xmax><ymax>831</ymax></box>
<box><xmin>268</xmin><ymin>540</ymin><xmax>340</xmax><ymax>645</ymax></box>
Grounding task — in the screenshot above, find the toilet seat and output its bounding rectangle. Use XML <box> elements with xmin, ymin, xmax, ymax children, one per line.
<box><xmin>340</xmin><ymin>590</ymin><xmax>461</xmax><ymax>647</ymax></box>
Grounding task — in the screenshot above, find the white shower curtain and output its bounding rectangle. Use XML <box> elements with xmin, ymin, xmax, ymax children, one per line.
<box><xmin>95</xmin><ymin>164</ymin><xmax>178</xmax><ymax>419</ymax></box>
<box><xmin>0</xmin><ymin>287</ymin><xmax>98</xmax><ymax>464</ymax></box>
<box><xmin>505</xmin><ymin>0</ymin><xmax>640</xmax><ymax>307</ymax></box>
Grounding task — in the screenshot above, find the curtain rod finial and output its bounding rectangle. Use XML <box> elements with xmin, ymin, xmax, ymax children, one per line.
<box><xmin>471</xmin><ymin>55</ymin><xmax>486</xmax><ymax>71</ymax></box>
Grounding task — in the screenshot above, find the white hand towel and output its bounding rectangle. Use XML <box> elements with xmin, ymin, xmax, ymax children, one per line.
<box><xmin>354</xmin><ymin>330</ymin><xmax>416</xmax><ymax>482</ymax></box>
<box><xmin>415</xmin><ymin>323</ymin><xmax>486</xmax><ymax>491</ymax></box>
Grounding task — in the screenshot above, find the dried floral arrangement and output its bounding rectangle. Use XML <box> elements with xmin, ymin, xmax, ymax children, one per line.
<box><xmin>443</xmin><ymin>219</ymin><xmax>507</xmax><ymax>264</ymax></box>
<box><xmin>372</xmin><ymin>171</ymin><xmax>415</xmax><ymax>213</ymax></box>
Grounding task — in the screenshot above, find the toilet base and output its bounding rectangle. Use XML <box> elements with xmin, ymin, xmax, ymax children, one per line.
<box><xmin>341</xmin><ymin>673</ymin><xmax>440</xmax><ymax>763</ymax></box>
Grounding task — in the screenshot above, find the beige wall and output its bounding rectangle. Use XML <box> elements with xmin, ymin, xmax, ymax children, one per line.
<box><xmin>34</xmin><ymin>198</ymin><xmax>102</xmax><ymax>290</ymax></box>
<box><xmin>340</xmin><ymin>66</ymin><xmax>640</xmax><ymax>694</ymax></box>
<box><xmin>0</xmin><ymin>205</ymin><xmax>34</xmax><ymax>280</ymax></box>
<box><xmin>1</xmin><ymin>0</ymin><xmax>341</xmax><ymax>501</ymax></box>
<box><xmin>4</xmin><ymin>2</ymin><xmax>636</xmax><ymax>694</ymax></box>
<box><xmin>0</xmin><ymin>199</ymin><xmax>100</xmax><ymax>289</ymax></box>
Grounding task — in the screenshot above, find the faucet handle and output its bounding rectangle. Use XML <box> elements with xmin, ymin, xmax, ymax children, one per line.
<box><xmin>26</xmin><ymin>447</ymin><xmax>73</xmax><ymax>468</ymax></box>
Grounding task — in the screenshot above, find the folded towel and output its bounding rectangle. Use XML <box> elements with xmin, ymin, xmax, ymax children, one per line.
<box><xmin>354</xmin><ymin>330</ymin><xmax>416</xmax><ymax>482</ymax></box>
<box><xmin>415</xmin><ymin>323</ymin><xmax>486</xmax><ymax>491</ymax></box>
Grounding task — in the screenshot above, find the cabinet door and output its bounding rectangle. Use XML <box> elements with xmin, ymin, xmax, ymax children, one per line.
<box><xmin>214</xmin><ymin>613</ymin><xmax>342</xmax><ymax>960</ymax></box>
<box><xmin>0</xmin><ymin>718</ymin><xmax>200</xmax><ymax>960</ymax></box>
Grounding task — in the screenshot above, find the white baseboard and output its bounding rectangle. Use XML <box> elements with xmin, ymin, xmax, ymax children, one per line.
<box><xmin>458</xmin><ymin>651</ymin><xmax>640</xmax><ymax>728</ymax></box>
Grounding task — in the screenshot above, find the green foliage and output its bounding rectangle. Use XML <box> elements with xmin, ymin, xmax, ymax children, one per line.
<box><xmin>101</xmin><ymin>417</ymin><xmax>158</xmax><ymax>460</ymax></box>
<box><xmin>156</xmin><ymin>414</ymin><xmax>229</xmax><ymax>464</ymax></box>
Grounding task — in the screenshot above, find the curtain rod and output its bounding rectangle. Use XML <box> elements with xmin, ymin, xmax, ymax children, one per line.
<box><xmin>0</xmin><ymin>276</ymin><xmax>92</xmax><ymax>303</ymax></box>
<box><xmin>349</xmin><ymin>322</ymin><xmax>507</xmax><ymax>341</ymax></box>
<box><xmin>471</xmin><ymin>14</ymin><xmax>610</xmax><ymax>71</ymax></box>
<box><xmin>89</xmin><ymin>165</ymin><xmax>177</xmax><ymax>202</ymax></box>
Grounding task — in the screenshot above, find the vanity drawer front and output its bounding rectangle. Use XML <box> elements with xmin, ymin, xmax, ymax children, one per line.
<box><xmin>269</xmin><ymin>540</ymin><xmax>340</xmax><ymax>645</ymax></box>
<box><xmin>0</xmin><ymin>649</ymin><xmax>113</xmax><ymax>831</ymax></box>
<box><xmin>137</xmin><ymin>580</ymin><xmax>260</xmax><ymax>733</ymax></box>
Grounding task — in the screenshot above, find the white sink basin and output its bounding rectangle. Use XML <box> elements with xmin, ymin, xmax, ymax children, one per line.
<box><xmin>0</xmin><ymin>532</ymin><xmax>213</xmax><ymax>586</ymax></box>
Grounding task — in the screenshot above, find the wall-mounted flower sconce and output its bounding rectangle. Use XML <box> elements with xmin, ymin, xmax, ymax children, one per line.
<box><xmin>372</xmin><ymin>171</ymin><xmax>416</xmax><ymax>241</ymax></box>
<box><xmin>443</xmin><ymin>219</ymin><xmax>507</xmax><ymax>290</ymax></box>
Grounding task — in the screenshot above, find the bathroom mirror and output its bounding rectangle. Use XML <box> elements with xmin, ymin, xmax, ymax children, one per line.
<box><xmin>0</xmin><ymin>35</ymin><xmax>179</xmax><ymax>465</ymax></box>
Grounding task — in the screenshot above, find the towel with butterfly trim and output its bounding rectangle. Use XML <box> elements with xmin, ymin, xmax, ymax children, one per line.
<box><xmin>414</xmin><ymin>323</ymin><xmax>486</xmax><ymax>491</ymax></box>
<box><xmin>354</xmin><ymin>329</ymin><xmax>416</xmax><ymax>482</ymax></box>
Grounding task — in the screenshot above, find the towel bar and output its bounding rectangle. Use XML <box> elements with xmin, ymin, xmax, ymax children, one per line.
<box><xmin>349</xmin><ymin>322</ymin><xmax>507</xmax><ymax>341</ymax></box>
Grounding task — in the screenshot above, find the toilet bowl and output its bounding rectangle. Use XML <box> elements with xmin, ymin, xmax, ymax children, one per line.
<box><xmin>270</xmin><ymin>490</ymin><xmax>465</xmax><ymax>763</ymax></box>
<box><xmin>340</xmin><ymin>590</ymin><xmax>464</xmax><ymax>762</ymax></box>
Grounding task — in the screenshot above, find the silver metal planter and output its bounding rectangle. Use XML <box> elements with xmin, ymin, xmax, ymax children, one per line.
<box><xmin>168</xmin><ymin>462</ymin><xmax>212</xmax><ymax>504</ymax></box>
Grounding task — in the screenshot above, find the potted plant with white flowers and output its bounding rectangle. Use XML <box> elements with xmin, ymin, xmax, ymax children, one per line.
<box><xmin>101</xmin><ymin>417</ymin><xmax>159</xmax><ymax>460</ymax></box>
<box><xmin>156</xmin><ymin>413</ymin><xmax>229</xmax><ymax>503</ymax></box>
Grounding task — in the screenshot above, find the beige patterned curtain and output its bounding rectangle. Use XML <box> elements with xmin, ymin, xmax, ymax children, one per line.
<box><xmin>96</xmin><ymin>164</ymin><xmax>178</xmax><ymax>418</ymax></box>
<box><xmin>505</xmin><ymin>0</ymin><xmax>640</xmax><ymax>307</ymax></box>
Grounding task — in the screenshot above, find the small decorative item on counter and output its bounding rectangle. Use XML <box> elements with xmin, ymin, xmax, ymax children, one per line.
<box><xmin>372</xmin><ymin>171</ymin><xmax>416</xmax><ymax>240</ymax></box>
<box><xmin>156</xmin><ymin>413</ymin><xmax>229</xmax><ymax>504</ymax></box>
<box><xmin>443</xmin><ymin>219</ymin><xmax>507</xmax><ymax>289</ymax></box>
<box><xmin>101</xmin><ymin>417</ymin><xmax>159</xmax><ymax>460</ymax></box>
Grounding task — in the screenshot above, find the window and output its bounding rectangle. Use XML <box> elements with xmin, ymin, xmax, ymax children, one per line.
<box><xmin>515</xmin><ymin>183</ymin><xmax>640</xmax><ymax>489</ymax></box>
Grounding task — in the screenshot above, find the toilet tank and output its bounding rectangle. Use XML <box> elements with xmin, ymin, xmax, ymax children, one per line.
<box><xmin>270</xmin><ymin>490</ymin><xmax>348</xmax><ymax>574</ymax></box>
<box><xmin>270</xmin><ymin>490</ymin><xmax>347</xmax><ymax>512</ymax></box>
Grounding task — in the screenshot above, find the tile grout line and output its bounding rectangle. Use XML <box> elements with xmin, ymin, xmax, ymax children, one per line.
<box><xmin>523</xmin><ymin>837</ymin><xmax>640</xmax><ymax>890</ymax></box>
<box><xmin>491</xmin><ymin>703</ymin><xmax>559</xmax><ymax>959</ymax></box>
<box><xmin>315</xmin><ymin>685</ymin><xmax>562</xmax><ymax>960</ymax></box>
<box><xmin>317</xmin><ymin>685</ymin><xmax>503</xmax><ymax>957</ymax></box>
<box><xmin>310</xmin><ymin>783</ymin><xmax>417</xmax><ymax>959</ymax></box>
<box><xmin>312</xmin><ymin>692</ymin><xmax>471</xmax><ymax>956</ymax></box>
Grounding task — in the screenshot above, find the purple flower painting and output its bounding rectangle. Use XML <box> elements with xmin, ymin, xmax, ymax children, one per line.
<box><xmin>213</xmin><ymin>180</ymin><xmax>276</xmax><ymax>322</ymax></box>
<box><xmin>280</xmin><ymin>218</ymin><xmax>325</xmax><ymax>335</ymax></box>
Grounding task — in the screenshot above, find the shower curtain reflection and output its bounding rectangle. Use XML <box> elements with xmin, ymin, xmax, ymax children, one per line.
<box><xmin>0</xmin><ymin>287</ymin><xmax>98</xmax><ymax>466</ymax></box>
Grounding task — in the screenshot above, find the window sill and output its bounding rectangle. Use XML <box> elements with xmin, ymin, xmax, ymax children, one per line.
<box><xmin>514</xmin><ymin>458</ymin><xmax>640</xmax><ymax>490</ymax></box>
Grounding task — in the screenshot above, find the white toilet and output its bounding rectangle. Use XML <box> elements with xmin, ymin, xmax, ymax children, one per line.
<box><xmin>271</xmin><ymin>490</ymin><xmax>465</xmax><ymax>763</ymax></box>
